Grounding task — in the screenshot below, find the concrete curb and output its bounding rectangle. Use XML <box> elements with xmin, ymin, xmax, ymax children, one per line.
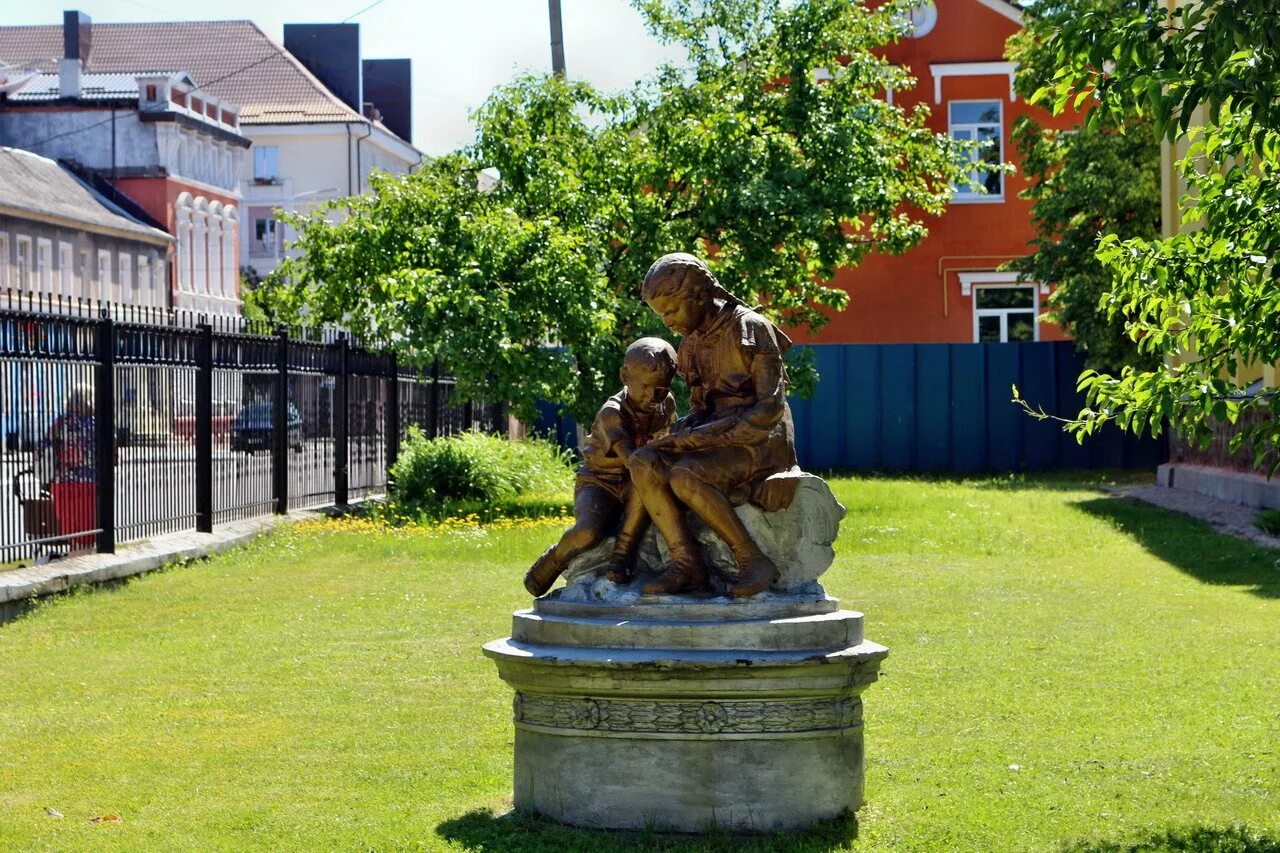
<box><xmin>0</xmin><ymin>501</ymin><xmax>375</xmax><ymax>607</ymax></box>
<box><xmin>1157</xmin><ymin>462</ymin><xmax>1280</xmax><ymax>510</ymax></box>
<box><xmin>1110</xmin><ymin>484</ymin><xmax>1280</xmax><ymax>551</ymax></box>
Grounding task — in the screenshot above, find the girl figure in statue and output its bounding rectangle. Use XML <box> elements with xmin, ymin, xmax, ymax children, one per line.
<box><xmin>628</xmin><ymin>253</ymin><xmax>800</xmax><ymax>598</ymax></box>
<box><xmin>523</xmin><ymin>337</ymin><xmax>678</xmax><ymax>596</ymax></box>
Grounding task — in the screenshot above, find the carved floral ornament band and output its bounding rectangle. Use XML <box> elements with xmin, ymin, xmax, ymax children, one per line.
<box><xmin>513</xmin><ymin>693</ymin><xmax>863</xmax><ymax>735</ymax></box>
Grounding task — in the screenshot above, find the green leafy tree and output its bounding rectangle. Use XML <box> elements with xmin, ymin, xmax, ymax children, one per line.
<box><xmin>1005</xmin><ymin>0</ymin><xmax>1162</xmax><ymax>372</ymax></box>
<box><xmin>261</xmin><ymin>0</ymin><xmax>970</xmax><ymax>424</ymax></box>
<box><xmin>1027</xmin><ymin>0</ymin><xmax>1280</xmax><ymax>471</ymax></box>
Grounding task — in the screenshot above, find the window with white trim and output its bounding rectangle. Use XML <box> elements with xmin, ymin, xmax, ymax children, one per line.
<box><xmin>36</xmin><ymin>238</ymin><xmax>52</xmax><ymax>293</ymax></box>
<box><xmin>152</xmin><ymin>253</ymin><xmax>165</xmax><ymax>304</ymax></box>
<box><xmin>253</xmin><ymin>215</ymin><xmax>279</xmax><ymax>257</ymax></box>
<box><xmin>950</xmin><ymin>100</ymin><xmax>1003</xmax><ymax>201</ymax></box>
<box><xmin>974</xmin><ymin>285</ymin><xmax>1037</xmax><ymax>342</ymax></box>
<box><xmin>79</xmin><ymin>249</ymin><xmax>91</xmax><ymax>298</ymax></box>
<box><xmin>58</xmin><ymin>242</ymin><xmax>74</xmax><ymax>296</ymax></box>
<box><xmin>254</xmin><ymin>146</ymin><xmax>279</xmax><ymax>183</ymax></box>
<box><xmin>118</xmin><ymin>253</ymin><xmax>132</xmax><ymax>303</ymax></box>
<box><xmin>15</xmin><ymin>236</ymin><xmax>32</xmax><ymax>290</ymax></box>
<box><xmin>905</xmin><ymin>2</ymin><xmax>937</xmax><ymax>37</ymax></box>
<box><xmin>97</xmin><ymin>249</ymin><xmax>112</xmax><ymax>302</ymax></box>
<box><xmin>0</xmin><ymin>233</ymin><xmax>8</xmax><ymax>288</ymax></box>
<box><xmin>137</xmin><ymin>255</ymin><xmax>152</xmax><ymax>306</ymax></box>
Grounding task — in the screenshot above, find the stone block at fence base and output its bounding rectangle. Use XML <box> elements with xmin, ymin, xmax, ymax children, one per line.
<box><xmin>483</xmin><ymin>590</ymin><xmax>888</xmax><ymax>832</ymax></box>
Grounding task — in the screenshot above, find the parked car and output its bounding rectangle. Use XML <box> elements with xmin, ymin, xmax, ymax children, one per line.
<box><xmin>230</xmin><ymin>401</ymin><xmax>303</xmax><ymax>453</ymax></box>
<box><xmin>172</xmin><ymin>399</ymin><xmax>237</xmax><ymax>443</ymax></box>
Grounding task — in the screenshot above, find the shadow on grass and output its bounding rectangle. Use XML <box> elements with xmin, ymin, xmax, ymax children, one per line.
<box><xmin>964</xmin><ymin>469</ymin><xmax>1157</xmax><ymax>492</ymax></box>
<box><xmin>1060</xmin><ymin>824</ymin><xmax>1280</xmax><ymax>852</ymax></box>
<box><xmin>1074</xmin><ymin>496</ymin><xmax>1280</xmax><ymax>599</ymax></box>
<box><xmin>435</xmin><ymin>808</ymin><xmax>860</xmax><ymax>852</ymax></box>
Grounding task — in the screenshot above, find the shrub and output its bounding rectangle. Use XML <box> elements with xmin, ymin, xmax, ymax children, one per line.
<box><xmin>1255</xmin><ymin>509</ymin><xmax>1280</xmax><ymax>538</ymax></box>
<box><xmin>386</xmin><ymin>428</ymin><xmax>574</xmax><ymax>520</ymax></box>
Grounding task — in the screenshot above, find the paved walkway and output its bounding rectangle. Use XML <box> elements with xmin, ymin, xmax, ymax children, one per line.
<box><xmin>1112</xmin><ymin>484</ymin><xmax>1280</xmax><ymax>550</ymax></box>
<box><xmin>0</xmin><ymin>500</ymin><xmax>368</xmax><ymax>615</ymax></box>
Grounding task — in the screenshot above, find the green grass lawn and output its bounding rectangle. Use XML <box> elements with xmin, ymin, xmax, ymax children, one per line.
<box><xmin>1</xmin><ymin>474</ymin><xmax>1278</xmax><ymax>852</ymax></box>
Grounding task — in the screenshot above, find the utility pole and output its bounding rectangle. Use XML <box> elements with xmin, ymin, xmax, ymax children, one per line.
<box><xmin>548</xmin><ymin>0</ymin><xmax>566</xmax><ymax>77</ymax></box>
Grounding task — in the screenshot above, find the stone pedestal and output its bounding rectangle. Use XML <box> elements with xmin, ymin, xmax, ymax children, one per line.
<box><xmin>483</xmin><ymin>589</ymin><xmax>888</xmax><ymax>832</ymax></box>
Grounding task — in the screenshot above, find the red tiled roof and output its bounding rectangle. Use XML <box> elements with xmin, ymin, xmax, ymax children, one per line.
<box><xmin>0</xmin><ymin>20</ymin><xmax>360</xmax><ymax>124</ymax></box>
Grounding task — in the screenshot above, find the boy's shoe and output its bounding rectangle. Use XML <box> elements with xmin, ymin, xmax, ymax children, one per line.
<box><xmin>602</xmin><ymin>555</ymin><xmax>632</xmax><ymax>585</ymax></box>
<box><xmin>642</xmin><ymin>547</ymin><xmax>707</xmax><ymax>595</ymax></box>
<box><xmin>523</xmin><ymin>546</ymin><xmax>566</xmax><ymax>597</ymax></box>
<box><xmin>729</xmin><ymin>549</ymin><xmax>777</xmax><ymax>598</ymax></box>
<box><xmin>602</xmin><ymin>532</ymin><xmax>638</xmax><ymax>584</ymax></box>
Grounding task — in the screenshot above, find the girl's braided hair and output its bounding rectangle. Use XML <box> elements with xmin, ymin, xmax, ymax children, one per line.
<box><xmin>641</xmin><ymin>253</ymin><xmax>749</xmax><ymax>310</ymax></box>
<box><xmin>640</xmin><ymin>252</ymin><xmax>794</xmax><ymax>354</ymax></box>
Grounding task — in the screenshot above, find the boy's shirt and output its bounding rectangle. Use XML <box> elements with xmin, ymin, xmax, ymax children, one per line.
<box><xmin>580</xmin><ymin>390</ymin><xmax>677</xmax><ymax>477</ymax></box>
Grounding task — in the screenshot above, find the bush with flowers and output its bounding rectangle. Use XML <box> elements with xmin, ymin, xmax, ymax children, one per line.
<box><xmin>374</xmin><ymin>428</ymin><xmax>574</xmax><ymax>523</ymax></box>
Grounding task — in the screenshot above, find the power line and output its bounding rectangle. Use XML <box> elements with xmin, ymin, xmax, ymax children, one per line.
<box><xmin>17</xmin><ymin>0</ymin><xmax>393</xmax><ymax>149</ymax></box>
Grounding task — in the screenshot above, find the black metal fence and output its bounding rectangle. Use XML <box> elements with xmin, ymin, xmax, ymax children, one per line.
<box><xmin>0</xmin><ymin>294</ymin><xmax>502</xmax><ymax>566</ymax></box>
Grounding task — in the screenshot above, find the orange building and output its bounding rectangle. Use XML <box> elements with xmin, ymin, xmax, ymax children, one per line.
<box><xmin>808</xmin><ymin>0</ymin><xmax>1078</xmax><ymax>346</ymax></box>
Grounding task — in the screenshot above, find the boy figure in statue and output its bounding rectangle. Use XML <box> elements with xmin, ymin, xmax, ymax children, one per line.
<box><xmin>523</xmin><ymin>337</ymin><xmax>678</xmax><ymax>596</ymax></box>
<box><xmin>628</xmin><ymin>253</ymin><xmax>800</xmax><ymax>599</ymax></box>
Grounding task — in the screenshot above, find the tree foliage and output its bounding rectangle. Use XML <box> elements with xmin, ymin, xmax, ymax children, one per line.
<box><xmin>259</xmin><ymin>0</ymin><xmax>968</xmax><ymax>424</ymax></box>
<box><xmin>1005</xmin><ymin>0</ymin><xmax>1162</xmax><ymax>373</ymax></box>
<box><xmin>1028</xmin><ymin>0</ymin><xmax>1280</xmax><ymax>471</ymax></box>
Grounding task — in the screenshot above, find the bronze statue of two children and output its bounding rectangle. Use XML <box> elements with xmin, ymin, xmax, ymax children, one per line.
<box><xmin>524</xmin><ymin>252</ymin><xmax>801</xmax><ymax>600</ymax></box>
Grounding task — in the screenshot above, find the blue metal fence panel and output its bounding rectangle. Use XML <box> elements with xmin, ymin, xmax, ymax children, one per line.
<box><xmin>985</xmin><ymin>344</ymin><xmax>1023</xmax><ymax>472</ymax></box>
<box><xmin>914</xmin><ymin>345</ymin><xmax>951</xmax><ymax>471</ymax></box>
<box><xmin>843</xmin><ymin>346</ymin><xmax>880</xmax><ymax>470</ymax></box>
<box><xmin>537</xmin><ymin>341</ymin><xmax>1164</xmax><ymax>473</ymax></box>
<box><xmin>879</xmin><ymin>346</ymin><xmax>916</xmax><ymax>470</ymax></box>
<box><xmin>1016</xmin><ymin>343</ymin><xmax>1060</xmax><ymax>471</ymax></box>
<box><xmin>1053</xmin><ymin>346</ymin><xmax>1093</xmax><ymax>470</ymax></box>
<box><xmin>948</xmin><ymin>345</ymin><xmax>987</xmax><ymax>473</ymax></box>
<box><xmin>805</xmin><ymin>344</ymin><xmax>845</xmax><ymax>470</ymax></box>
<box><xmin>788</xmin><ymin>341</ymin><xmax>1166</xmax><ymax>472</ymax></box>
<box><xmin>533</xmin><ymin>400</ymin><xmax>578</xmax><ymax>449</ymax></box>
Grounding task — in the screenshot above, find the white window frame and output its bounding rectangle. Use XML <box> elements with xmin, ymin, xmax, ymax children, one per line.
<box><xmin>949</xmin><ymin>99</ymin><xmax>1004</xmax><ymax>203</ymax></box>
<box><xmin>254</xmin><ymin>146</ymin><xmax>279</xmax><ymax>183</ymax></box>
<box><xmin>79</xmin><ymin>249</ymin><xmax>91</xmax><ymax>299</ymax></box>
<box><xmin>118</xmin><ymin>253</ymin><xmax>133</xmax><ymax>303</ymax></box>
<box><xmin>930</xmin><ymin>61</ymin><xmax>1018</xmax><ymax>103</ymax></box>
<box><xmin>0</xmin><ymin>233</ymin><xmax>8</xmax><ymax>288</ymax></box>
<box><xmin>253</xmin><ymin>216</ymin><xmax>279</xmax><ymax>257</ymax></box>
<box><xmin>905</xmin><ymin>2</ymin><xmax>938</xmax><ymax>38</ymax></box>
<box><xmin>152</xmin><ymin>252</ymin><xmax>166</xmax><ymax>305</ymax></box>
<box><xmin>137</xmin><ymin>254</ymin><xmax>152</xmax><ymax>306</ymax></box>
<box><xmin>15</xmin><ymin>236</ymin><xmax>32</xmax><ymax>290</ymax></box>
<box><xmin>961</xmin><ymin>272</ymin><xmax>1042</xmax><ymax>343</ymax></box>
<box><xmin>36</xmin><ymin>238</ymin><xmax>52</xmax><ymax>293</ymax></box>
<box><xmin>58</xmin><ymin>242</ymin><xmax>74</xmax><ymax>297</ymax></box>
<box><xmin>97</xmin><ymin>249</ymin><xmax>112</xmax><ymax>303</ymax></box>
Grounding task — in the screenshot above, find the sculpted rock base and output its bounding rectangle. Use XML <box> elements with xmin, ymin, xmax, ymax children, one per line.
<box><xmin>483</xmin><ymin>592</ymin><xmax>888</xmax><ymax>833</ymax></box>
<box><xmin>563</xmin><ymin>472</ymin><xmax>845</xmax><ymax>595</ymax></box>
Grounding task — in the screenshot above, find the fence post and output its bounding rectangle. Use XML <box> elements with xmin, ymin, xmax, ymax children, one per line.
<box><xmin>385</xmin><ymin>352</ymin><xmax>400</xmax><ymax>474</ymax></box>
<box><xmin>94</xmin><ymin>313</ymin><xmax>115</xmax><ymax>553</ymax></box>
<box><xmin>195</xmin><ymin>322</ymin><xmax>213</xmax><ymax>532</ymax></box>
<box><xmin>273</xmin><ymin>328</ymin><xmax>288</xmax><ymax>514</ymax></box>
<box><xmin>427</xmin><ymin>359</ymin><xmax>441</xmax><ymax>439</ymax></box>
<box><xmin>463</xmin><ymin>399</ymin><xmax>474</xmax><ymax>432</ymax></box>
<box><xmin>334</xmin><ymin>334</ymin><xmax>349</xmax><ymax>508</ymax></box>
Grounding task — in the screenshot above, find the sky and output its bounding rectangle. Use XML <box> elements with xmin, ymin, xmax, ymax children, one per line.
<box><xmin>3</xmin><ymin>0</ymin><xmax>682</xmax><ymax>154</ymax></box>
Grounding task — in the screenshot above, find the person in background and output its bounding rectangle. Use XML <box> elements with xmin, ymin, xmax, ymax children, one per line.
<box><xmin>43</xmin><ymin>384</ymin><xmax>97</xmax><ymax>550</ymax></box>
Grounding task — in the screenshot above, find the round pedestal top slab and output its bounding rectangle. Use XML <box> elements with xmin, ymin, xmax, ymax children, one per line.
<box><xmin>536</xmin><ymin>580</ymin><xmax>839</xmax><ymax>622</ymax></box>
